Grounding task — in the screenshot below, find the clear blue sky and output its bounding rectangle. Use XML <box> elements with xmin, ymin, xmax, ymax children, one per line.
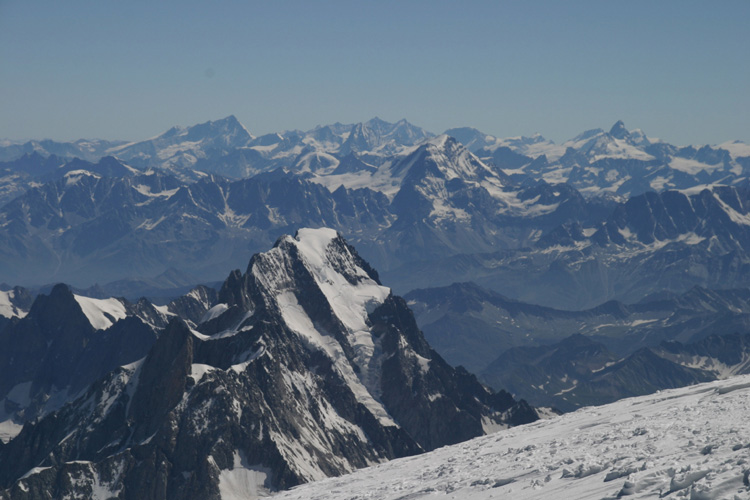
<box><xmin>1</xmin><ymin>0</ymin><xmax>748</xmax><ymax>145</ymax></box>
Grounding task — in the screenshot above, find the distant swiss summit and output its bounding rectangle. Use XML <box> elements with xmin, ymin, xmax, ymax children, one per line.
<box><xmin>2</xmin><ymin>116</ymin><xmax>748</xmax><ymax>199</ymax></box>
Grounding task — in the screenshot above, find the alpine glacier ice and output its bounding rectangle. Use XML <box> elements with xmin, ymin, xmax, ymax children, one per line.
<box><xmin>275</xmin><ymin>374</ymin><xmax>750</xmax><ymax>500</ymax></box>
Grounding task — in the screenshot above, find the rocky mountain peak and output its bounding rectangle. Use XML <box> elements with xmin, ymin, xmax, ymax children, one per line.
<box><xmin>609</xmin><ymin>120</ymin><xmax>629</xmax><ymax>139</ymax></box>
<box><xmin>364</xmin><ymin>116</ymin><xmax>392</xmax><ymax>133</ymax></box>
<box><xmin>128</xmin><ymin>318</ymin><xmax>194</xmax><ymax>441</ymax></box>
<box><xmin>26</xmin><ymin>283</ymin><xmax>93</xmax><ymax>336</ymax></box>
<box><xmin>0</xmin><ymin>228</ymin><xmax>536</xmax><ymax>498</ymax></box>
<box><xmin>402</xmin><ymin>134</ymin><xmax>494</xmax><ymax>181</ymax></box>
<box><xmin>339</xmin><ymin>118</ymin><xmax>432</xmax><ymax>156</ymax></box>
<box><xmin>184</xmin><ymin>115</ymin><xmax>254</xmax><ymax>145</ymax></box>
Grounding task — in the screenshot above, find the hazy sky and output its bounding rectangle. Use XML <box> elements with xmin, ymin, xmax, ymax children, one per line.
<box><xmin>1</xmin><ymin>0</ymin><xmax>748</xmax><ymax>145</ymax></box>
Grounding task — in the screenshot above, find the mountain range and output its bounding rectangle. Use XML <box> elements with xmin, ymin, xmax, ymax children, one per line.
<box><xmin>4</xmin><ymin>117</ymin><xmax>748</xmax><ymax>197</ymax></box>
<box><xmin>406</xmin><ymin>281</ymin><xmax>750</xmax><ymax>411</ymax></box>
<box><xmin>0</xmin><ymin>229</ymin><xmax>535</xmax><ymax>499</ymax></box>
<box><xmin>2</xmin><ymin>117</ymin><xmax>749</xmax><ymax>311</ymax></box>
<box><xmin>2</xmin><ymin>115</ymin><xmax>750</xmax><ymax>499</ymax></box>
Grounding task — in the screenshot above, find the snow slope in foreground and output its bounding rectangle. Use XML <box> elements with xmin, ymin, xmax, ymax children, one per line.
<box><xmin>273</xmin><ymin>375</ymin><xmax>750</xmax><ymax>500</ymax></box>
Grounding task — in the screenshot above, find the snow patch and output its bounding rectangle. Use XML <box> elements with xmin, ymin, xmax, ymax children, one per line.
<box><xmin>670</xmin><ymin>157</ymin><xmax>722</xmax><ymax>175</ymax></box>
<box><xmin>19</xmin><ymin>466</ymin><xmax>52</xmax><ymax>480</ymax></box>
<box><xmin>190</xmin><ymin>363</ymin><xmax>216</xmax><ymax>383</ymax></box>
<box><xmin>0</xmin><ymin>419</ymin><xmax>23</xmax><ymax>444</ymax></box>
<box><xmin>218</xmin><ymin>451</ymin><xmax>274</xmax><ymax>500</ymax></box>
<box><xmin>0</xmin><ymin>289</ymin><xmax>27</xmax><ymax>318</ymax></box>
<box><xmin>230</xmin><ymin>344</ymin><xmax>266</xmax><ymax>373</ymax></box>
<box><xmin>64</xmin><ymin>170</ymin><xmax>101</xmax><ymax>186</ymax></box>
<box><xmin>73</xmin><ymin>295</ymin><xmax>128</xmax><ymax>330</ymax></box>
<box><xmin>712</xmin><ymin>193</ymin><xmax>750</xmax><ymax>226</ymax></box>
<box><xmin>132</xmin><ymin>184</ymin><xmax>179</xmax><ymax>199</ymax></box>
<box><xmin>202</xmin><ymin>303</ymin><xmax>229</xmax><ymax>323</ymax></box>
<box><xmin>718</xmin><ymin>140</ymin><xmax>750</xmax><ymax>159</ymax></box>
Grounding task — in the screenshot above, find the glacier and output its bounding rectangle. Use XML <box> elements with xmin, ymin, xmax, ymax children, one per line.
<box><xmin>275</xmin><ymin>375</ymin><xmax>750</xmax><ymax>500</ymax></box>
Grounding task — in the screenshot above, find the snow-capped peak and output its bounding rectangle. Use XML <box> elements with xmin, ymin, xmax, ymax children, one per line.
<box><xmin>337</xmin><ymin>118</ymin><xmax>434</xmax><ymax>157</ymax></box>
<box><xmin>563</xmin><ymin>123</ymin><xmax>654</xmax><ymax>161</ymax></box>
<box><xmin>254</xmin><ymin>228</ymin><xmax>390</xmax><ymax>342</ymax></box>
<box><xmin>104</xmin><ymin>115</ymin><xmax>255</xmax><ymax>169</ymax></box>
<box><xmin>249</xmin><ymin>228</ymin><xmax>395</xmax><ymax>425</ymax></box>
<box><xmin>426</xmin><ymin>133</ymin><xmax>452</xmax><ymax>149</ymax></box>
<box><xmin>63</xmin><ymin>169</ymin><xmax>101</xmax><ymax>186</ymax></box>
<box><xmin>608</xmin><ymin>119</ymin><xmax>629</xmax><ymax>139</ymax></box>
<box><xmin>411</xmin><ymin>134</ymin><xmax>497</xmax><ymax>182</ymax></box>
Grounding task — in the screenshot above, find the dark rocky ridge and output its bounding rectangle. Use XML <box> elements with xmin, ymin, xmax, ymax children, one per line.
<box><xmin>481</xmin><ymin>332</ymin><xmax>750</xmax><ymax>412</ymax></box>
<box><xmin>0</xmin><ymin>285</ymin><xmax>161</xmax><ymax>434</ymax></box>
<box><xmin>407</xmin><ymin>281</ymin><xmax>750</xmax><ymax>375</ymax></box>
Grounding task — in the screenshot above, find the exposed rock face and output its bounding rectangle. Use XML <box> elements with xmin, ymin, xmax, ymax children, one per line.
<box><xmin>165</xmin><ymin>284</ymin><xmax>218</xmax><ymax>327</ymax></box>
<box><xmin>480</xmin><ymin>330</ymin><xmax>750</xmax><ymax>413</ymax></box>
<box><xmin>0</xmin><ymin>228</ymin><xmax>536</xmax><ymax>499</ymax></box>
<box><xmin>406</xmin><ymin>282</ymin><xmax>750</xmax><ymax>373</ymax></box>
<box><xmin>594</xmin><ymin>187</ymin><xmax>750</xmax><ymax>249</ymax></box>
<box><xmin>0</xmin><ymin>284</ymin><xmax>160</xmax><ymax>441</ymax></box>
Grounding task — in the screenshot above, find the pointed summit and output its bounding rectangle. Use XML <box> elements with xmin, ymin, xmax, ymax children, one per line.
<box><xmin>609</xmin><ymin>120</ymin><xmax>629</xmax><ymax>139</ymax></box>
<box><xmin>338</xmin><ymin>119</ymin><xmax>433</xmax><ymax>157</ymax></box>
<box><xmin>106</xmin><ymin>116</ymin><xmax>254</xmax><ymax>170</ymax></box>
<box><xmin>184</xmin><ymin>115</ymin><xmax>254</xmax><ymax>144</ymax></box>
<box><xmin>364</xmin><ymin>116</ymin><xmax>392</xmax><ymax>133</ymax></box>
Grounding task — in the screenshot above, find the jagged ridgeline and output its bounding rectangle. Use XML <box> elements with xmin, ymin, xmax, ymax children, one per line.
<box><xmin>0</xmin><ymin>228</ymin><xmax>536</xmax><ymax>500</ymax></box>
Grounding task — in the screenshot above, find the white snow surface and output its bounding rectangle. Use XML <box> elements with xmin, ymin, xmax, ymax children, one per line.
<box><xmin>670</xmin><ymin>157</ymin><xmax>723</xmax><ymax>175</ymax></box>
<box><xmin>718</xmin><ymin>140</ymin><xmax>750</xmax><ymax>159</ymax></box>
<box><xmin>0</xmin><ymin>289</ymin><xmax>27</xmax><ymax>318</ymax></box>
<box><xmin>218</xmin><ymin>452</ymin><xmax>274</xmax><ymax>500</ymax></box>
<box><xmin>73</xmin><ymin>295</ymin><xmax>128</xmax><ymax>330</ymax></box>
<box><xmin>202</xmin><ymin>303</ymin><xmax>229</xmax><ymax>323</ymax></box>
<box><xmin>63</xmin><ymin>169</ymin><xmax>101</xmax><ymax>186</ymax></box>
<box><xmin>273</xmin><ymin>375</ymin><xmax>750</xmax><ymax>500</ymax></box>
<box><xmin>0</xmin><ymin>419</ymin><xmax>23</xmax><ymax>444</ymax></box>
<box><xmin>485</xmin><ymin>134</ymin><xmax>566</xmax><ymax>161</ymax></box>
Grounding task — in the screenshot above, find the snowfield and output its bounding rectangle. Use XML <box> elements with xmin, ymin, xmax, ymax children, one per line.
<box><xmin>0</xmin><ymin>289</ymin><xmax>26</xmax><ymax>319</ymax></box>
<box><xmin>73</xmin><ymin>295</ymin><xmax>128</xmax><ymax>330</ymax></box>
<box><xmin>272</xmin><ymin>375</ymin><xmax>750</xmax><ymax>500</ymax></box>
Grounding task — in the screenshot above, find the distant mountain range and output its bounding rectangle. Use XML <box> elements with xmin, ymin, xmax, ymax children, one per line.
<box><xmin>406</xmin><ymin>281</ymin><xmax>750</xmax><ymax>411</ymax></box>
<box><xmin>482</xmin><ymin>331</ymin><xmax>750</xmax><ymax>412</ymax></box>
<box><xmin>4</xmin><ymin>116</ymin><xmax>747</xmax><ymax>195</ymax></box>
<box><xmin>1</xmin><ymin>116</ymin><xmax>749</xmax><ymax>308</ymax></box>
<box><xmin>452</xmin><ymin>120</ymin><xmax>750</xmax><ymax>197</ymax></box>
